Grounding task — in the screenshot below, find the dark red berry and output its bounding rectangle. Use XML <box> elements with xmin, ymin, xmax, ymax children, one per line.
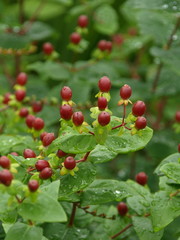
<box><xmin>15</xmin><ymin>89</ymin><xmax>26</xmax><ymax>102</ymax></box>
<box><xmin>72</xmin><ymin>111</ymin><xmax>84</xmax><ymax>126</ymax></box>
<box><xmin>0</xmin><ymin>169</ymin><xmax>13</xmax><ymax>186</ymax></box>
<box><xmin>32</xmin><ymin>101</ymin><xmax>43</xmax><ymax>113</ymax></box>
<box><xmin>120</xmin><ymin>84</ymin><xmax>132</xmax><ymax>100</ymax></box>
<box><xmin>26</xmin><ymin>115</ymin><xmax>36</xmax><ymax>128</ymax></box>
<box><xmin>132</xmin><ymin>101</ymin><xmax>146</xmax><ymax>117</ymax></box>
<box><xmin>135</xmin><ymin>116</ymin><xmax>147</xmax><ymax>130</ymax></box>
<box><xmin>60</xmin><ymin>86</ymin><xmax>72</xmax><ymax>101</ymax></box>
<box><xmin>98</xmin><ymin>111</ymin><xmax>111</xmax><ymax>126</ymax></box>
<box><xmin>98</xmin><ymin>40</ymin><xmax>107</xmax><ymax>51</ymax></box>
<box><xmin>28</xmin><ymin>180</ymin><xmax>39</xmax><ymax>192</ymax></box>
<box><xmin>178</xmin><ymin>144</ymin><xmax>180</xmax><ymax>153</ymax></box>
<box><xmin>42</xmin><ymin>133</ymin><xmax>55</xmax><ymax>147</ymax></box>
<box><xmin>64</xmin><ymin>156</ymin><xmax>76</xmax><ymax>170</ymax></box>
<box><xmin>39</xmin><ymin>167</ymin><xmax>53</xmax><ymax>179</ymax></box>
<box><xmin>3</xmin><ymin>93</ymin><xmax>11</xmax><ymax>104</ymax></box>
<box><xmin>78</xmin><ymin>15</ymin><xmax>88</xmax><ymax>28</ymax></box>
<box><xmin>117</xmin><ymin>202</ymin><xmax>128</xmax><ymax>216</ymax></box>
<box><xmin>10</xmin><ymin>152</ymin><xmax>18</xmax><ymax>156</ymax></box>
<box><xmin>106</xmin><ymin>41</ymin><xmax>112</xmax><ymax>52</ymax></box>
<box><xmin>112</xmin><ymin>34</ymin><xmax>124</xmax><ymax>46</ymax></box>
<box><xmin>0</xmin><ymin>156</ymin><xmax>11</xmax><ymax>169</ymax></box>
<box><xmin>135</xmin><ymin>172</ymin><xmax>148</xmax><ymax>186</ymax></box>
<box><xmin>33</xmin><ymin>117</ymin><xmax>44</xmax><ymax>131</ymax></box>
<box><xmin>70</xmin><ymin>32</ymin><xmax>81</xmax><ymax>44</ymax></box>
<box><xmin>98</xmin><ymin>76</ymin><xmax>111</xmax><ymax>92</ymax></box>
<box><xmin>35</xmin><ymin>160</ymin><xmax>50</xmax><ymax>171</ymax></box>
<box><xmin>19</xmin><ymin>108</ymin><xmax>29</xmax><ymax>118</ymax></box>
<box><xmin>43</xmin><ymin>42</ymin><xmax>54</xmax><ymax>55</ymax></box>
<box><xmin>57</xmin><ymin>150</ymin><xmax>67</xmax><ymax>158</ymax></box>
<box><xmin>175</xmin><ymin>111</ymin><xmax>180</xmax><ymax>122</ymax></box>
<box><xmin>40</xmin><ymin>132</ymin><xmax>48</xmax><ymax>141</ymax></box>
<box><xmin>98</xmin><ymin>97</ymin><xmax>108</xmax><ymax>110</ymax></box>
<box><xmin>60</xmin><ymin>104</ymin><xmax>73</xmax><ymax>120</ymax></box>
<box><xmin>23</xmin><ymin>149</ymin><xmax>36</xmax><ymax>158</ymax></box>
<box><xmin>16</xmin><ymin>72</ymin><xmax>28</xmax><ymax>86</ymax></box>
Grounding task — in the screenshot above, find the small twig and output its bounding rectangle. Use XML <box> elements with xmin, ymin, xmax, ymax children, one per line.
<box><xmin>88</xmin><ymin>131</ymin><xmax>95</xmax><ymax>135</ymax></box>
<box><xmin>68</xmin><ymin>202</ymin><xmax>78</xmax><ymax>227</ymax></box>
<box><xmin>170</xmin><ymin>189</ymin><xmax>180</xmax><ymax>198</ymax></box>
<box><xmin>14</xmin><ymin>55</ymin><xmax>21</xmax><ymax>77</ymax></box>
<box><xmin>112</xmin><ymin>124</ymin><xmax>123</xmax><ymax>130</ymax></box>
<box><xmin>111</xmin><ymin>223</ymin><xmax>133</xmax><ymax>239</ymax></box>
<box><xmin>19</xmin><ymin>0</ymin><xmax>25</xmax><ymax>24</ymax></box>
<box><xmin>15</xmin><ymin>195</ymin><xmax>25</xmax><ymax>203</ymax></box>
<box><xmin>122</xmin><ymin>104</ymin><xmax>126</xmax><ymax>124</ymax></box>
<box><xmin>76</xmin><ymin>151</ymin><xmax>90</xmax><ymax>163</ymax></box>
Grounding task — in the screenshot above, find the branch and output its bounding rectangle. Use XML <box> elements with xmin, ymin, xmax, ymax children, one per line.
<box><xmin>19</xmin><ymin>0</ymin><xmax>25</xmax><ymax>24</ymax></box>
<box><xmin>111</xmin><ymin>224</ymin><xmax>133</xmax><ymax>239</ymax></box>
<box><xmin>76</xmin><ymin>151</ymin><xmax>90</xmax><ymax>163</ymax></box>
<box><xmin>68</xmin><ymin>202</ymin><xmax>78</xmax><ymax>227</ymax></box>
<box><xmin>79</xmin><ymin>206</ymin><xmax>116</xmax><ymax>220</ymax></box>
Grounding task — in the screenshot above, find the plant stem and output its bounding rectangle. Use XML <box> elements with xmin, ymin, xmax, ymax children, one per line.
<box><xmin>129</xmin><ymin>152</ymin><xmax>136</xmax><ymax>179</ymax></box>
<box><xmin>19</xmin><ymin>0</ymin><xmax>25</xmax><ymax>24</ymax></box>
<box><xmin>122</xmin><ymin>104</ymin><xmax>126</xmax><ymax>124</ymax></box>
<box><xmin>76</xmin><ymin>151</ymin><xmax>90</xmax><ymax>163</ymax></box>
<box><xmin>68</xmin><ymin>202</ymin><xmax>78</xmax><ymax>227</ymax></box>
<box><xmin>111</xmin><ymin>223</ymin><xmax>133</xmax><ymax>239</ymax></box>
<box><xmin>14</xmin><ymin>55</ymin><xmax>21</xmax><ymax>77</ymax></box>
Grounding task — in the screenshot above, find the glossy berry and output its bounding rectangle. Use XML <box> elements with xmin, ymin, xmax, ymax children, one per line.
<box><xmin>98</xmin><ymin>76</ymin><xmax>111</xmax><ymax>92</ymax></box>
<box><xmin>72</xmin><ymin>112</ymin><xmax>84</xmax><ymax>126</ymax></box>
<box><xmin>25</xmin><ymin>115</ymin><xmax>36</xmax><ymax>128</ymax></box>
<box><xmin>117</xmin><ymin>202</ymin><xmax>128</xmax><ymax>216</ymax></box>
<box><xmin>98</xmin><ymin>97</ymin><xmax>108</xmax><ymax>110</ymax></box>
<box><xmin>39</xmin><ymin>167</ymin><xmax>53</xmax><ymax>179</ymax></box>
<box><xmin>33</xmin><ymin>117</ymin><xmax>44</xmax><ymax>131</ymax></box>
<box><xmin>19</xmin><ymin>108</ymin><xmax>29</xmax><ymax>118</ymax></box>
<box><xmin>70</xmin><ymin>32</ymin><xmax>81</xmax><ymax>44</ymax></box>
<box><xmin>43</xmin><ymin>42</ymin><xmax>54</xmax><ymax>55</ymax></box>
<box><xmin>135</xmin><ymin>116</ymin><xmax>147</xmax><ymax>130</ymax></box>
<box><xmin>0</xmin><ymin>156</ymin><xmax>11</xmax><ymax>169</ymax></box>
<box><xmin>98</xmin><ymin>40</ymin><xmax>107</xmax><ymax>51</ymax></box>
<box><xmin>57</xmin><ymin>150</ymin><xmax>67</xmax><ymax>158</ymax></box>
<box><xmin>16</xmin><ymin>72</ymin><xmax>28</xmax><ymax>86</ymax></box>
<box><xmin>175</xmin><ymin>111</ymin><xmax>180</xmax><ymax>122</ymax></box>
<box><xmin>28</xmin><ymin>180</ymin><xmax>39</xmax><ymax>192</ymax></box>
<box><xmin>3</xmin><ymin>93</ymin><xmax>11</xmax><ymax>104</ymax></box>
<box><xmin>40</xmin><ymin>132</ymin><xmax>48</xmax><ymax>141</ymax></box>
<box><xmin>106</xmin><ymin>41</ymin><xmax>112</xmax><ymax>52</ymax></box>
<box><xmin>32</xmin><ymin>101</ymin><xmax>43</xmax><ymax>113</ymax></box>
<box><xmin>135</xmin><ymin>172</ymin><xmax>148</xmax><ymax>186</ymax></box>
<box><xmin>60</xmin><ymin>104</ymin><xmax>73</xmax><ymax>120</ymax></box>
<box><xmin>78</xmin><ymin>15</ymin><xmax>88</xmax><ymax>28</ymax></box>
<box><xmin>60</xmin><ymin>86</ymin><xmax>72</xmax><ymax>101</ymax></box>
<box><xmin>132</xmin><ymin>101</ymin><xmax>146</xmax><ymax>117</ymax></box>
<box><xmin>15</xmin><ymin>90</ymin><xmax>26</xmax><ymax>102</ymax></box>
<box><xmin>42</xmin><ymin>133</ymin><xmax>55</xmax><ymax>147</ymax></box>
<box><xmin>64</xmin><ymin>156</ymin><xmax>76</xmax><ymax>170</ymax></box>
<box><xmin>10</xmin><ymin>152</ymin><xmax>18</xmax><ymax>156</ymax></box>
<box><xmin>0</xmin><ymin>169</ymin><xmax>13</xmax><ymax>186</ymax></box>
<box><xmin>120</xmin><ymin>84</ymin><xmax>132</xmax><ymax>100</ymax></box>
<box><xmin>35</xmin><ymin>160</ymin><xmax>50</xmax><ymax>171</ymax></box>
<box><xmin>98</xmin><ymin>111</ymin><xmax>111</xmax><ymax>126</ymax></box>
<box><xmin>23</xmin><ymin>149</ymin><xmax>36</xmax><ymax>158</ymax></box>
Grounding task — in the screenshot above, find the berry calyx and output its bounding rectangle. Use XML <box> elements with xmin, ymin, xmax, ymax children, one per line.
<box><xmin>117</xmin><ymin>202</ymin><xmax>128</xmax><ymax>216</ymax></box>
<box><xmin>32</xmin><ymin>101</ymin><xmax>43</xmax><ymax>113</ymax></box>
<box><xmin>43</xmin><ymin>42</ymin><xmax>54</xmax><ymax>55</ymax></box>
<box><xmin>0</xmin><ymin>169</ymin><xmax>13</xmax><ymax>186</ymax></box>
<box><xmin>60</xmin><ymin>86</ymin><xmax>72</xmax><ymax>101</ymax></box>
<box><xmin>64</xmin><ymin>156</ymin><xmax>76</xmax><ymax>170</ymax></box>
<box><xmin>135</xmin><ymin>116</ymin><xmax>147</xmax><ymax>130</ymax></box>
<box><xmin>19</xmin><ymin>108</ymin><xmax>29</xmax><ymax>118</ymax></box>
<box><xmin>39</xmin><ymin>167</ymin><xmax>53</xmax><ymax>179</ymax></box>
<box><xmin>98</xmin><ymin>97</ymin><xmax>108</xmax><ymax>110</ymax></box>
<box><xmin>98</xmin><ymin>40</ymin><xmax>107</xmax><ymax>51</ymax></box>
<box><xmin>42</xmin><ymin>133</ymin><xmax>55</xmax><ymax>147</ymax></box>
<box><xmin>132</xmin><ymin>101</ymin><xmax>146</xmax><ymax>117</ymax></box>
<box><xmin>25</xmin><ymin>115</ymin><xmax>36</xmax><ymax>128</ymax></box>
<box><xmin>32</xmin><ymin>117</ymin><xmax>45</xmax><ymax>131</ymax></box>
<box><xmin>16</xmin><ymin>72</ymin><xmax>28</xmax><ymax>86</ymax></box>
<box><xmin>28</xmin><ymin>180</ymin><xmax>39</xmax><ymax>192</ymax></box>
<box><xmin>72</xmin><ymin>111</ymin><xmax>84</xmax><ymax>126</ymax></box>
<box><xmin>57</xmin><ymin>150</ymin><xmax>67</xmax><ymax>158</ymax></box>
<box><xmin>35</xmin><ymin>160</ymin><xmax>50</xmax><ymax>171</ymax></box>
<box><xmin>120</xmin><ymin>84</ymin><xmax>132</xmax><ymax>100</ymax></box>
<box><xmin>70</xmin><ymin>32</ymin><xmax>81</xmax><ymax>44</ymax></box>
<box><xmin>98</xmin><ymin>111</ymin><xmax>111</xmax><ymax>126</ymax></box>
<box><xmin>98</xmin><ymin>76</ymin><xmax>111</xmax><ymax>92</ymax></box>
<box><xmin>60</xmin><ymin>104</ymin><xmax>73</xmax><ymax>120</ymax></box>
<box><xmin>78</xmin><ymin>15</ymin><xmax>88</xmax><ymax>28</ymax></box>
<box><xmin>23</xmin><ymin>149</ymin><xmax>36</xmax><ymax>158</ymax></box>
<box><xmin>0</xmin><ymin>156</ymin><xmax>11</xmax><ymax>169</ymax></box>
<box><xmin>3</xmin><ymin>93</ymin><xmax>11</xmax><ymax>104</ymax></box>
<box><xmin>175</xmin><ymin>111</ymin><xmax>180</xmax><ymax>122</ymax></box>
<box><xmin>135</xmin><ymin>172</ymin><xmax>148</xmax><ymax>186</ymax></box>
<box><xmin>15</xmin><ymin>89</ymin><xmax>26</xmax><ymax>102</ymax></box>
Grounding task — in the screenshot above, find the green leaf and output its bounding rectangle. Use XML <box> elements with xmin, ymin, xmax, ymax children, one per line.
<box><xmin>5</xmin><ymin>222</ymin><xmax>43</xmax><ymax>240</ymax></box>
<box><xmin>8</xmin><ymin>155</ymin><xmax>37</xmax><ymax>167</ymax></box>
<box><xmin>27</xmin><ymin>21</ymin><xmax>53</xmax><ymax>41</ymax></box>
<box><xmin>160</xmin><ymin>162</ymin><xmax>180</xmax><ymax>184</ymax></box>
<box><xmin>0</xmin><ymin>33</ymin><xmax>30</xmax><ymax>49</ymax></box>
<box><xmin>41</xmin><ymin>180</ymin><xmax>60</xmax><ymax>199</ymax></box>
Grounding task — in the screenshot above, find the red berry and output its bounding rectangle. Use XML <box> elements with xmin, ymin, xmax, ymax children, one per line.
<box><xmin>32</xmin><ymin>101</ymin><xmax>43</xmax><ymax>113</ymax></box>
<box><xmin>60</xmin><ymin>86</ymin><xmax>72</xmax><ymax>101</ymax></box>
<box><xmin>106</xmin><ymin>41</ymin><xmax>112</xmax><ymax>52</ymax></box>
<box><xmin>175</xmin><ymin>111</ymin><xmax>180</xmax><ymax>122</ymax></box>
<box><xmin>23</xmin><ymin>149</ymin><xmax>36</xmax><ymax>158</ymax></box>
<box><xmin>19</xmin><ymin>108</ymin><xmax>29</xmax><ymax>118</ymax></box>
<box><xmin>98</xmin><ymin>111</ymin><xmax>111</xmax><ymax>126</ymax></box>
<box><xmin>3</xmin><ymin>93</ymin><xmax>11</xmax><ymax>104</ymax></box>
<box><xmin>120</xmin><ymin>84</ymin><xmax>132</xmax><ymax>100</ymax></box>
<box><xmin>57</xmin><ymin>150</ymin><xmax>67</xmax><ymax>158</ymax></box>
<box><xmin>10</xmin><ymin>152</ymin><xmax>18</xmax><ymax>156</ymax></box>
<box><xmin>26</xmin><ymin>115</ymin><xmax>36</xmax><ymax>128</ymax></box>
<box><xmin>35</xmin><ymin>160</ymin><xmax>50</xmax><ymax>171</ymax></box>
<box><xmin>42</xmin><ymin>133</ymin><xmax>55</xmax><ymax>147</ymax></box>
<box><xmin>112</xmin><ymin>34</ymin><xmax>124</xmax><ymax>45</ymax></box>
<box><xmin>0</xmin><ymin>156</ymin><xmax>11</xmax><ymax>169</ymax></box>
<box><xmin>98</xmin><ymin>76</ymin><xmax>111</xmax><ymax>92</ymax></box>
<box><xmin>72</xmin><ymin>111</ymin><xmax>84</xmax><ymax>126</ymax></box>
<box><xmin>0</xmin><ymin>169</ymin><xmax>13</xmax><ymax>186</ymax></box>
<box><xmin>132</xmin><ymin>101</ymin><xmax>146</xmax><ymax>117</ymax></box>
<box><xmin>39</xmin><ymin>167</ymin><xmax>53</xmax><ymax>179</ymax></box>
<box><xmin>178</xmin><ymin>144</ymin><xmax>180</xmax><ymax>153</ymax></box>
<box><xmin>28</xmin><ymin>180</ymin><xmax>39</xmax><ymax>192</ymax></box>
<box><xmin>98</xmin><ymin>97</ymin><xmax>108</xmax><ymax>110</ymax></box>
<box><xmin>40</xmin><ymin>132</ymin><xmax>48</xmax><ymax>141</ymax></box>
<box><xmin>98</xmin><ymin>40</ymin><xmax>107</xmax><ymax>51</ymax></box>
<box><xmin>60</xmin><ymin>104</ymin><xmax>73</xmax><ymax>120</ymax></box>
<box><xmin>16</xmin><ymin>72</ymin><xmax>28</xmax><ymax>86</ymax></box>
<box><xmin>64</xmin><ymin>156</ymin><xmax>76</xmax><ymax>170</ymax></box>
<box><xmin>70</xmin><ymin>32</ymin><xmax>81</xmax><ymax>44</ymax></box>
<box><xmin>15</xmin><ymin>89</ymin><xmax>26</xmax><ymax>102</ymax></box>
<box><xmin>43</xmin><ymin>42</ymin><xmax>54</xmax><ymax>55</ymax></box>
<box><xmin>135</xmin><ymin>116</ymin><xmax>147</xmax><ymax>130</ymax></box>
<box><xmin>135</xmin><ymin>172</ymin><xmax>148</xmax><ymax>186</ymax></box>
<box><xmin>117</xmin><ymin>202</ymin><xmax>128</xmax><ymax>216</ymax></box>
<box><xmin>33</xmin><ymin>117</ymin><xmax>45</xmax><ymax>131</ymax></box>
<box><xmin>78</xmin><ymin>15</ymin><xmax>88</xmax><ymax>28</ymax></box>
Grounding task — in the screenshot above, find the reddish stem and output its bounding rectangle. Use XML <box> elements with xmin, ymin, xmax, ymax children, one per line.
<box><xmin>76</xmin><ymin>151</ymin><xmax>90</xmax><ymax>163</ymax></box>
<box><xmin>111</xmin><ymin>224</ymin><xmax>133</xmax><ymax>239</ymax></box>
<box><xmin>68</xmin><ymin>202</ymin><xmax>78</xmax><ymax>227</ymax></box>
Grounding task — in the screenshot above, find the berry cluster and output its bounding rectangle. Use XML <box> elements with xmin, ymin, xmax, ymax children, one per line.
<box><xmin>98</xmin><ymin>40</ymin><xmax>113</xmax><ymax>52</ymax></box>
